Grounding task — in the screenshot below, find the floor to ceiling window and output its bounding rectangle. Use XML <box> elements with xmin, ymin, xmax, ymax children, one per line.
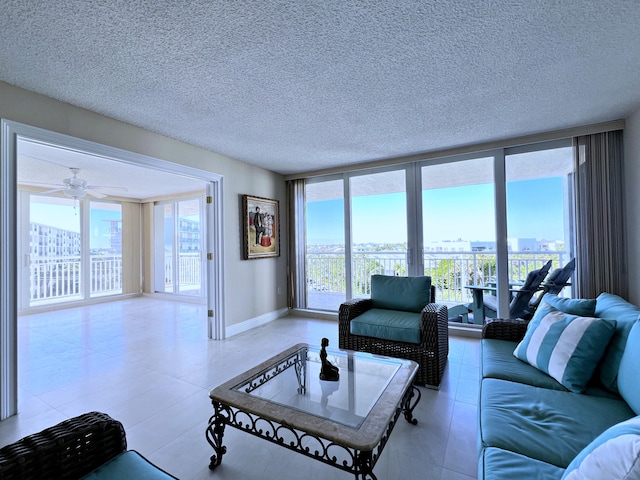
<box><xmin>350</xmin><ymin>169</ymin><xmax>409</xmax><ymax>292</ymax></box>
<box><xmin>90</xmin><ymin>201</ymin><xmax>123</xmax><ymax>298</ymax></box>
<box><xmin>154</xmin><ymin>197</ymin><xmax>205</xmax><ymax>298</ymax></box>
<box><xmin>25</xmin><ymin>195</ymin><xmax>82</xmax><ymax>307</ymax></box>
<box><xmin>421</xmin><ymin>156</ymin><xmax>496</xmax><ymax>314</ymax></box>
<box><xmin>19</xmin><ymin>194</ymin><xmax>126</xmax><ymax>309</ymax></box>
<box><xmin>306</xmin><ymin>179</ymin><xmax>346</xmax><ymax>311</ymax></box>
<box><xmin>301</xmin><ymin>140</ymin><xmax>576</xmax><ymax>322</ymax></box>
<box><xmin>503</xmin><ymin>141</ymin><xmax>574</xmax><ymax>307</ymax></box>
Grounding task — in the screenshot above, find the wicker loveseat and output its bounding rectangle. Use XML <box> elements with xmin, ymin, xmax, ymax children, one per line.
<box><xmin>0</xmin><ymin>411</ymin><xmax>176</xmax><ymax>479</ymax></box>
<box><xmin>338</xmin><ymin>275</ymin><xmax>449</xmax><ymax>388</ymax></box>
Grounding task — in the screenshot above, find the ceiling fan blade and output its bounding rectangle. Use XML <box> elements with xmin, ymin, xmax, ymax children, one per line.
<box><xmin>40</xmin><ymin>188</ymin><xmax>64</xmax><ymax>195</ymax></box>
<box><xmin>88</xmin><ymin>185</ymin><xmax>129</xmax><ymax>192</ymax></box>
<box><xmin>19</xmin><ymin>181</ymin><xmax>65</xmax><ymax>188</ymax></box>
<box><xmin>86</xmin><ymin>190</ymin><xmax>106</xmax><ymax>198</ymax></box>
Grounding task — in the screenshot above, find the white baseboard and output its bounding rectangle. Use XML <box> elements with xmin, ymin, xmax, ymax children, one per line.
<box><xmin>225</xmin><ymin>307</ymin><xmax>290</xmax><ymax>338</ymax></box>
<box><xmin>289</xmin><ymin>308</ymin><xmax>338</xmax><ymax>321</ymax></box>
<box><xmin>449</xmin><ymin>324</ymin><xmax>483</xmax><ymax>339</ymax></box>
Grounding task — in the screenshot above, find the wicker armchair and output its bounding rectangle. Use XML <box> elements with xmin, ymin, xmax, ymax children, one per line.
<box><xmin>339</xmin><ymin>283</ymin><xmax>449</xmax><ymax>388</ymax></box>
<box><xmin>0</xmin><ymin>411</ymin><xmax>176</xmax><ymax>480</ymax></box>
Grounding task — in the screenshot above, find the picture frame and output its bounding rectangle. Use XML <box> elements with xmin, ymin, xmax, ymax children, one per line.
<box><xmin>242</xmin><ymin>194</ymin><xmax>280</xmax><ymax>259</ymax></box>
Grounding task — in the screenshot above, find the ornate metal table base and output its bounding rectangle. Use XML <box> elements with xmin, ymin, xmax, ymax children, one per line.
<box><xmin>206</xmin><ymin>384</ymin><xmax>421</xmax><ymax>479</ymax></box>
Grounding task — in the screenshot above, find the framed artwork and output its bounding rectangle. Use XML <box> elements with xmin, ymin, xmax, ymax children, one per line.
<box><xmin>242</xmin><ymin>194</ymin><xmax>280</xmax><ymax>259</ymax></box>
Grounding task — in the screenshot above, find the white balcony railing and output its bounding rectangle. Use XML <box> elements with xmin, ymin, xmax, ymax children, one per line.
<box><xmin>30</xmin><ymin>252</ymin><xmax>204</xmax><ymax>304</ymax></box>
<box><xmin>30</xmin><ymin>255</ymin><xmax>124</xmax><ymax>303</ymax></box>
<box><xmin>306</xmin><ymin>250</ymin><xmax>571</xmax><ymax>309</ymax></box>
<box><xmin>163</xmin><ymin>253</ymin><xmax>202</xmax><ymax>290</ymax></box>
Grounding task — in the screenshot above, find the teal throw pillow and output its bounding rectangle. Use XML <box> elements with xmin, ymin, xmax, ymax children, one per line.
<box><xmin>513</xmin><ymin>307</ymin><xmax>616</xmax><ymax>393</ymax></box>
<box><xmin>562</xmin><ymin>416</ymin><xmax>640</xmax><ymax>480</ymax></box>
<box><xmin>531</xmin><ymin>294</ymin><xmax>597</xmax><ymax>324</ymax></box>
<box><xmin>543</xmin><ymin>294</ymin><xmax>597</xmax><ymax>317</ymax></box>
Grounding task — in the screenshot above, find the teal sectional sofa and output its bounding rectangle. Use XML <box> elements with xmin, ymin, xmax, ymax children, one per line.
<box><xmin>478</xmin><ymin>292</ymin><xmax>640</xmax><ymax>479</ymax></box>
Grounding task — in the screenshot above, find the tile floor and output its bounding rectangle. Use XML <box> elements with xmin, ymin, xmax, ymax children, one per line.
<box><xmin>1</xmin><ymin>297</ymin><xmax>479</xmax><ymax>479</ymax></box>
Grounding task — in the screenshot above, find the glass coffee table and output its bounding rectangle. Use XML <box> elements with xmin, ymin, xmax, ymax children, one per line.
<box><xmin>206</xmin><ymin>343</ymin><xmax>421</xmax><ymax>479</ymax></box>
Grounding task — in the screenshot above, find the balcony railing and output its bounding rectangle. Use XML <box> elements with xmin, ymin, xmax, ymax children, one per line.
<box><xmin>306</xmin><ymin>250</ymin><xmax>571</xmax><ymax>312</ymax></box>
<box><xmin>30</xmin><ymin>255</ymin><xmax>124</xmax><ymax>303</ymax></box>
<box><xmin>30</xmin><ymin>252</ymin><xmax>204</xmax><ymax>304</ymax></box>
<box><xmin>163</xmin><ymin>252</ymin><xmax>202</xmax><ymax>292</ymax></box>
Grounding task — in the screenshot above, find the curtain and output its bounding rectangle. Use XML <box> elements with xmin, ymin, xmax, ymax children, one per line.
<box><xmin>286</xmin><ymin>179</ymin><xmax>306</xmax><ymax>309</ymax></box>
<box><xmin>573</xmin><ymin>130</ymin><xmax>627</xmax><ymax>299</ymax></box>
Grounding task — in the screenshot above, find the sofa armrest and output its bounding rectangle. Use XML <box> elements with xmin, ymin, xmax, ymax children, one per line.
<box><xmin>482</xmin><ymin>318</ymin><xmax>529</xmax><ymax>342</ymax></box>
<box><xmin>0</xmin><ymin>411</ymin><xmax>127</xmax><ymax>480</ymax></box>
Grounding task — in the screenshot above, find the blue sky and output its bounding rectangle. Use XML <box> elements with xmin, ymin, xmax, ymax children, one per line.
<box><xmin>307</xmin><ymin>177</ymin><xmax>565</xmax><ymax>244</ymax></box>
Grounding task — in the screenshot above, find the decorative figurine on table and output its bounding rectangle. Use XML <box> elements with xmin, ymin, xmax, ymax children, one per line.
<box><xmin>319</xmin><ymin>337</ymin><xmax>339</xmax><ymax>381</ymax></box>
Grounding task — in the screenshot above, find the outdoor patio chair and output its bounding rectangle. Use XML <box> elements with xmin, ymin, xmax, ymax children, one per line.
<box><xmin>528</xmin><ymin>257</ymin><xmax>576</xmax><ymax>312</ymax></box>
<box><xmin>338</xmin><ymin>275</ymin><xmax>448</xmax><ymax>388</ymax></box>
<box><xmin>482</xmin><ymin>260</ymin><xmax>552</xmax><ymax>320</ymax></box>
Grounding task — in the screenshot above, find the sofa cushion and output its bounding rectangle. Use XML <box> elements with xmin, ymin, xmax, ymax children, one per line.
<box><xmin>482</xmin><ymin>338</ymin><xmax>618</xmax><ymax>399</ymax></box>
<box><xmin>482</xmin><ymin>338</ymin><xmax>568</xmax><ymax>391</ymax></box>
<box><xmin>479</xmin><ymin>378</ymin><xmax>635</xmax><ymax>468</ymax></box>
<box><xmin>562</xmin><ymin>416</ymin><xmax>640</xmax><ymax>480</ymax></box>
<box><xmin>480</xmin><ymin>447</ymin><xmax>565</xmax><ymax>480</ymax></box>
<box><xmin>81</xmin><ymin>451</ymin><xmax>175</xmax><ymax>479</ymax></box>
<box><xmin>595</xmin><ymin>292</ymin><xmax>640</xmax><ymax>393</ymax></box>
<box><xmin>618</xmin><ymin>320</ymin><xmax>640</xmax><ymax>414</ymax></box>
<box><xmin>350</xmin><ymin>308</ymin><xmax>421</xmax><ymax>344</ymax></box>
<box><xmin>370</xmin><ymin>275</ymin><xmax>431</xmax><ymax>313</ymax></box>
<box><xmin>513</xmin><ymin>308</ymin><xmax>616</xmax><ymax>392</ymax></box>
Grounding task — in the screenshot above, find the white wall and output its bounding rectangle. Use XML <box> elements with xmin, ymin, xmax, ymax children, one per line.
<box><xmin>625</xmin><ymin>105</ymin><xmax>640</xmax><ymax>304</ymax></box>
<box><xmin>0</xmin><ymin>81</ymin><xmax>287</xmax><ymax>328</ymax></box>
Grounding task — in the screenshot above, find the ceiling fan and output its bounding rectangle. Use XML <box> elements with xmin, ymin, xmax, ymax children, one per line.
<box><xmin>26</xmin><ymin>167</ymin><xmax>128</xmax><ymax>199</ymax></box>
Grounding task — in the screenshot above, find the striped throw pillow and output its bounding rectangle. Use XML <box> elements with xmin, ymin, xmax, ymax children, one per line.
<box><xmin>513</xmin><ymin>307</ymin><xmax>616</xmax><ymax>392</ymax></box>
<box><xmin>562</xmin><ymin>416</ymin><xmax>640</xmax><ymax>479</ymax></box>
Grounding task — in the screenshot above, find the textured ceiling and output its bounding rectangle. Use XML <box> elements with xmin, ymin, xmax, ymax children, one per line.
<box><xmin>1</xmin><ymin>1</ymin><xmax>640</xmax><ymax>175</ymax></box>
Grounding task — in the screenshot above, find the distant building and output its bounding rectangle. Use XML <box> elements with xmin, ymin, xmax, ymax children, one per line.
<box><xmin>424</xmin><ymin>238</ymin><xmax>563</xmax><ymax>253</ymax></box>
<box><xmin>163</xmin><ymin>217</ymin><xmax>201</xmax><ymax>253</ymax></box>
<box><xmin>107</xmin><ymin>219</ymin><xmax>122</xmax><ymax>253</ymax></box>
<box><xmin>508</xmin><ymin>237</ymin><xmax>537</xmax><ymax>251</ymax></box>
<box><xmin>30</xmin><ymin>223</ymin><xmax>80</xmax><ymax>258</ymax></box>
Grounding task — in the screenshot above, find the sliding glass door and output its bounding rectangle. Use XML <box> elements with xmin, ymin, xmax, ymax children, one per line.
<box><xmin>306</xmin><ymin>179</ymin><xmax>346</xmax><ymax>311</ymax></box>
<box><xmin>89</xmin><ymin>201</ymin><xmax>122</xmax><ymax>298</ymax></box>
<box><xmin>350</xmin><ymin>169</ymin><xmax>409</xmax><ymax>294</ymax></box>
<box><xmin>25</xmin><ymin>195</ymin><xmax>82</xmax><ymax>307</ymax></box>
<box><xmin>305</xmin><ymin>167</ymin><xmax>411</xmax><ymax>311</ymax></box>
<box><xmin>302</xmin><ymin>140</ymin><xmax>576</xmax><ymax>322</ymax></box>
<box><xmin>504</xmin><ymin>141</ymin><xmax>574</xmax><ymax>304</ymax></box>
<box><xmin>421</xmin><ymin>156</ymin><xmax>496</xmax><ymax>323</ymax></box>
<box><xmin>20</xmin><ymin>194</ymin><xmax>125</xmax><ymax>308</ymax></box>
<box><xmin>154</xmin><ymin>197</ymin><xmax>204</xmax><ymax>298</ymax></box>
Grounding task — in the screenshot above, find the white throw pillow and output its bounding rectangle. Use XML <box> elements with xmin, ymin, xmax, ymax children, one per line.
<box><xmin>562</xmin><ymin>416</ymin><xmax>640</xmax><ymax>480</ymax></box>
